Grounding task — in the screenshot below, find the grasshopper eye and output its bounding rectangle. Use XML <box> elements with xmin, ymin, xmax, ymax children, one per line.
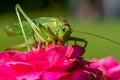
<box><xmin>62</xmin><ymin>28</ymin><xmax>66</xmax><ymax>32</ymax></box>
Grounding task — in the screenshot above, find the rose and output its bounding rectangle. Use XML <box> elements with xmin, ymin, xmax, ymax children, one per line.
<box><xmin>89</xmin><ymin>56</ymin><xmax>120</xmax><ymax>80</ymax></box>
<box><xmin>0</xmin><ymin>45</ymin><xmax>102</xmax><ymax>80</ymax></box>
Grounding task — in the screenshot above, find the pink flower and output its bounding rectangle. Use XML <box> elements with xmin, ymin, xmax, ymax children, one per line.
<box><xmin>89</xmin><ymin>56</ymin><xmax>120</xmax><ymax>80</ymax></box>
<box><xmin>0</xmin><ymin>45</ymin><xmax>102</xmax><ymax>80</ymax></box>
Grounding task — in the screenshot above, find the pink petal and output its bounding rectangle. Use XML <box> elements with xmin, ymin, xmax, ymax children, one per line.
<box><xmin>0</xmin><ymin>50</ymin><xmax>26</xmax><ymax>63</ymax></box>
<box><xmin>47</xmin><ymin>46</ymin><xmax>71</xmax><ymax>62</ymax></box>
<box><xmin>7</xmin><ymin>62</ymin><xmax>35</xmax><ymax>75</ymax></box>
<box><xmin>24</xmin><ymin>50</ymin><xmax>47</xmax><ymax>62</ymax></box>
<box><xmin>90</xmin><ymin>56</ymin><xmax>119</xmax><ymax>74</ymax></box>
<box><xmin>0</xmin><ymin>64</ymin><xmax>16</xmax><ymax>80</ymax></box>
<box><xmin>46</xmin><ymin>45</ymin><xmax>76</xmax><ymax>71</ymax></box>
<box><xmin>30</xmin><ymin>59</ymin><xmax>49</xmax><ymax>71</ymax></box>
<box><xmin>17</xmin><ymin>71</ymin><xmax>70</xmax><ymax>80</ymax></box>
<box><xmin>69</xmin><ymin>45</ymin><xmax>85</xmax><ymax>59</ymax></box>
<box><xmin>16</xmin><ymin>71</ymin><xmax>42</xmax><ymax>80</ymax></box>
<box><xmin>47</xmin><ymin>59</ymin><xmax>75</xmax><ymax>72</ymax></box>
<box><xmin>43</xmin><ymin>72</ymin><xmax>70</xmax><ymax>80</ymax></box>
<box><xmin>69</xmin><ymin>69</ymin><xmax>91</xmax><ymax>80</ymax></box>
<box><xmin>108</xmin><ymin>64</ymin><xmax>120</xmax><ymax>80</ymax></box>
<box><xmin>89</xmin><ymin>56</ymin><xmax>120</xmax><ymax>80</ymax></box>
<box><xmin>0</xmin><ymin>44</ymin><xmax>103</xmax><ymax>80</ymax></box>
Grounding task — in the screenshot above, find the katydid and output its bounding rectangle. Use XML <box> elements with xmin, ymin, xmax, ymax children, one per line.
<box><xmin>5</xmin><ymin>4</ymin><xmax>87</xmax><ymax>50</ymax></box>
<box><xmin>5</xmin><ymin>4</ymin><xmax>120</xmax><ymax>51</ymax></box>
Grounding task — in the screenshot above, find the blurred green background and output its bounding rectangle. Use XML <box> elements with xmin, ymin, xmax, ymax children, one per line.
<box><xmin>0</xmin><ymin>0</ymin><xmax>120</xmax><ymax>61</ymax></box>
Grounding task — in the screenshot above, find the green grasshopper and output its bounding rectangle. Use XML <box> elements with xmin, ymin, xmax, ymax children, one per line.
<box><xmin>5</xmin><ymin>4</ymin><xmax>87</xmax><ymax>51</ymax></box>
<box><xmin>6</xmin><ymin>4</ymin><xmax>120</xmax><ymax>51</ymax></box>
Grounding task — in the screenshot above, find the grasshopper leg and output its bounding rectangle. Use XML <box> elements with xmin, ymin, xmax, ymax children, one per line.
<box><xmin>69</xmin><ymin>37</ymin><xmax>87</xmax><ymax>48</ymax></box>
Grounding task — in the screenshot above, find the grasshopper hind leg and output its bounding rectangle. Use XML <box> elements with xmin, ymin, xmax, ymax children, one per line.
<box><xmin>69</xmin><ymin>37</ymin><xmax>87</xmax><ymax>48</ymax></box>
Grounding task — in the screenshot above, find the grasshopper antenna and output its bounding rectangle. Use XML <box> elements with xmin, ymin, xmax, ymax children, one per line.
<box><xmin>73</xmin><ymin>30</ymin><xmax>120</xmax><ymax>45</ymax></box>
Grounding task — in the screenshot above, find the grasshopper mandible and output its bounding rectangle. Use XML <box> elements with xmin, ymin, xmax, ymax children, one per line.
<box><xmin>5</xmin><ymin>4</ymin><xmax>87</xmax><ymax>51</ymax></box>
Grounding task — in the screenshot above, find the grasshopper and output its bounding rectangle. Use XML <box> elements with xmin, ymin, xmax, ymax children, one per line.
<box><xmin>5</xmin><ymin>4</ymin><xmax>87</xmax><ymax>51</ymax></box>
<box><xmin>5</xmin><ymin>4</ymin><xmax>120</xmax><ymax>51</ymax></box>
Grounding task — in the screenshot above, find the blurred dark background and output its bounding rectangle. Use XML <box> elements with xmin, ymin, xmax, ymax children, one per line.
<box><xmin>1</xmin><ymin>0</ymin><xmax>120</xmax><ymax>19</ymax></box>
<box><xmin>0</xmin><ymin>0</ymin><xmax>68</xmax><ymax>13</ymax></box>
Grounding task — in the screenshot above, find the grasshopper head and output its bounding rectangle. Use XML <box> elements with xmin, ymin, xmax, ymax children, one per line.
<box><xmin>58</xmin><ymin>24</ymin><xmax>72</xmax><ymax>44</ymax></box>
